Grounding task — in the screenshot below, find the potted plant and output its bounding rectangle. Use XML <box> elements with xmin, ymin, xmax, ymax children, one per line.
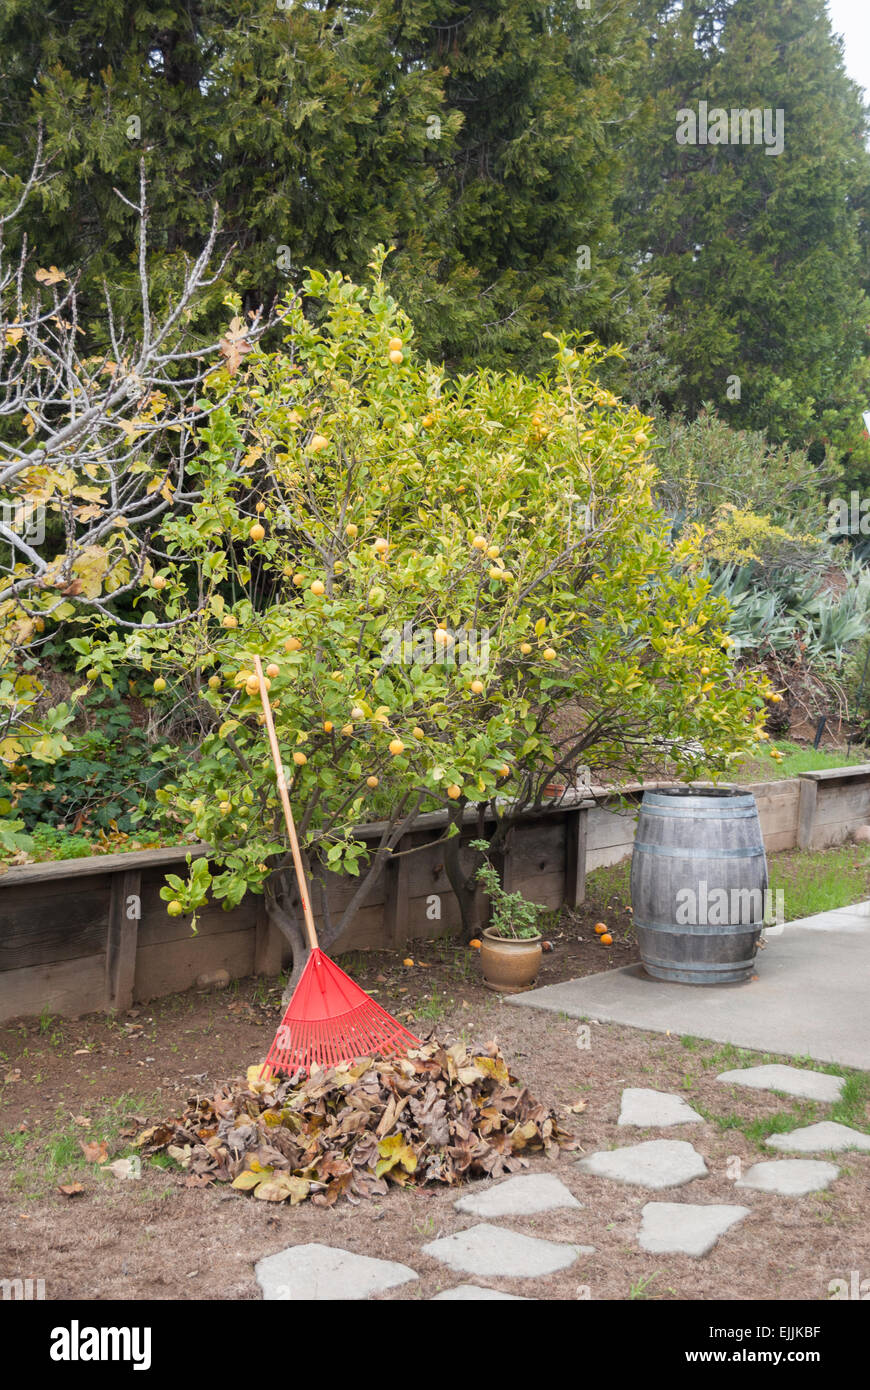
<box><xmin>469</xmin><ymin>839</ymin><xmax>545</xmax><ymax>993</ymax></box>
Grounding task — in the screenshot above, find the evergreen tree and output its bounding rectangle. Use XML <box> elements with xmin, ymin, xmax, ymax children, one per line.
<box><xmin>0</xmin><ymin>0</ymin><xmax>638</xmax><ymax>372</ymax></box>
<box><xmin>618</xmin><ymin>0</ymin><xmax>870</xmax><ymax>482</ymax></box>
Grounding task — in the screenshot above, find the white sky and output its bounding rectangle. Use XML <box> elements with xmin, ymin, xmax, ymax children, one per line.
<box><xmin>827</xmin><ymin>0</ymin><xmax>870</xmax><ymax>100</ymax></box>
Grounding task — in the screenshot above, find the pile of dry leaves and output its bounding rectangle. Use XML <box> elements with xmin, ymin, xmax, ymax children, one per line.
<box><xmin>135</xmin><ymin>1039</ymin><xmax>577</xmax><ymax>1207</ymax></box>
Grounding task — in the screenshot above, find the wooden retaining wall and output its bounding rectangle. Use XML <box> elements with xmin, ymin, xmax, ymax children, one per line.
<box><xmin>1</xmin><ymin>769</ymin><xmax>867</xmax><ymax>1023</ymax></box>
<box><xmin>0</xmin><ymin>801</ymin><xmax>584</xmax><ymax>1023</ymax></box>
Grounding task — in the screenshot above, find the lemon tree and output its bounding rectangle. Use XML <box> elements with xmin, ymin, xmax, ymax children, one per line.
<box><xmin>81</xmin><ymin>252</ymin><xmax>773</xmax><ymax>977</ymax></box>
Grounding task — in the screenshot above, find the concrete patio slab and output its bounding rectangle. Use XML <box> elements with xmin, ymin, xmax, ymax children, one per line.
<box><xmin>507</xmin><ymin>908</ymin><xmax>870</xmax><ymax>1069</ymax></box>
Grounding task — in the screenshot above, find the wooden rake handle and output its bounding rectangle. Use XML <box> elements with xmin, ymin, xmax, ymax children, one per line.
<box><xmin>253</xmin><ymin>654</ymin><xmax>319</xmax><ymax>952</ymax></box>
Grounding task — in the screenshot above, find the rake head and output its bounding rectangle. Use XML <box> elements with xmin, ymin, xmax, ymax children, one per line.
<box><xmin>262</xmin><ymin>948</ymin><xmax>421</xmax><ymax>1076</ymax></box>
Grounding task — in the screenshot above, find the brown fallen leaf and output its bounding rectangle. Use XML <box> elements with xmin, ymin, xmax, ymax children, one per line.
<box><xmin>57</xmin><ymin>1183</ymin><xmax>85</xmax><ymax>1197</ymax></box>
<box><xmin>79</xmin><ymin>1140</ymin><xmax>108</xmax><ymax>1164</ymax></box>
<box><xmin>563</xmin><ymin>1100</ymin><xmax>588</xmax><ymax>1115</ymax></box>
<box><xmin>4</xmin><ymin>1069</ymin><xmax>22</xmax><ymax>1083</ymax></box>
<box><xmin>71</xmin><ymin>1114</ymin><xmax>92</xmax><ymax>1128</ymax></box>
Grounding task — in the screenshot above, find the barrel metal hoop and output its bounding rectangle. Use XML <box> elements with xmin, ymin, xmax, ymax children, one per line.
<box><xmin>640</xmin><ymin>953</ymin><xmax>755</xmax><ymax>974</ymax></box>
<box><xmin>643</xmin><ymin>792</ymin><xmax>755</xmax><ymax>810</ymax></box>
<box><xmin>640</xmin><ymin>805</ymin><xmax>760</xmax><ymax>820</ymax></box>
<box><xmin>635</xmin><ymin>918</ymin><xmax>763</xmax><ymax>936</ymax></box>
<box><xmin>633</xmin><ymin>841</ymin><xmax>765</xmax><ymax>859</ymax></box>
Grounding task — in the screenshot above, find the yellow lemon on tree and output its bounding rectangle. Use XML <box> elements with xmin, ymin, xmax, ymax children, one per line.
<box><xmin>389</xmin><ymin>349</ymin><xmax>403</xmax><ymax>365</ymax></box>
<box><xmin>284</xmin><ymin>636</ymin><xmax>302</xmax><ymax>652</ymax></box>
<box><xmin>470</xmin><ymin>679</ymin><xmax>484</xmax><ymax>694</ymax></box>
<box><xmin>152</xmin><ymin>574</ymin><xmax>167</xmax><ymax>590</ymax></box>
<box><xmin>389</xmin><ymin>738</ymin><xmax>405</xmax><ymax>756</ymax></box>
<box><xmin>222</xmin><ymin>614</ymin><xmax>238</xmax><ymax>629</ymax></box>
<box><xmin>520</xmin><ymin>641</ymin><xmax>532</xmax><ymax>655</ymax></box>
<box><xmin>388</xmin><ymin>336</ymin><xmax>403</xmax><ymax>352</ymax></box>
<box><xmin>351</xmin><ymin>706</ymin><xmax>365</xmax><ymax>720</ymax></box>
<box><xmin>266</xmin><ymin>663</ymin><xmax>280</xmax><ymax>679</ymax></box>
<box><xmin>309</xmin><ymin>434</ymin><xmax>328</xmax><ymax>452</ymax></box>
<box><xmin>471</xmin><ymin>535</ymin><xmax>487</xmax><ymax>551</ymax></box>
<box><xmin>345</xmin><ymin>523</ymin><xmax>358</xmax><ymax>538</ymax></box>
<box><xmin>323</xmin><ymin>720</ymin><xmax>333</xmax><ymax>733</ymax></box>
<box><xmin>153</xmin><ymin>677</ymin><xmax>167</xmax><ymax>693</ymax></box>
<box><xmin>543</xmin><ymin>647</ymin><xmax>557</xmax><ymax>661</ymax></box>
<box><xmin>167</xmin><ymin>900</ymin><xmax>183</xmax><ymax>917</ymax></box>
<box><xmin>413</xmin><ymin>726</ymin><xmax>425</xmax><ymax>740</ymax></box>
<box><xmin>292</xmin><ymin>751</ymin><xmax>307</xmax><ymax>766</ymax></box>
<box><xmin>366</xmin><ymin>775</ymin><xmax>379</xmax><ymax>788</ymax></box>
<box><xmin>310</xmin><ymin>579</ymin><xmax>325</xmax><ymax>596</ymax></box>
<box><xmin>446</xmin><ymin>784</ymin><xmax>462</xmax><ymax>800</ymax></box>
<box><xmin>219</xmin><ymin>800</ymin><xmax>232</xmax><ymax>814</ymax></box>
<box><xmin>208</xmin><ymin>675</ymin><xmax>221</xmax><ymax>690</ymax></box>
<box><xmin>249</xmin><ymin>523</ymin><xmax>265</xmax><ymax>542</ymax></box>
<box><xmin>373</xmin><ymin>537</ymin><xmax>389</xmax><ymax>554</ymax></box>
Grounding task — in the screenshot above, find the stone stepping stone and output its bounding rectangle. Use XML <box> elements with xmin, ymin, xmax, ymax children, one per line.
<box><xmin>765</xmin><ymin>1121</ymin><xmax>870</xmax><ymax>1154</ymax></box>
<box><xmin>717</xmin><ymin>1064</ymin><xmax>845</xmax><ymax>1104</ymax></box>
<box><xmin>432</xmin><ymin>1284</ymin><xmax>531</xmax><ymax>1301</ymax></box>
<box><xmin>422</xmin><ymin>1223</ymin><xmax>593</xmax><ymax>1278</ymax></box>
<box><xmin>454</xmin><ymin>1173</ymin><xmax>581</xmax><ymax>1218</ymax></box>
<box><xmin>618</xmin><ymin>1088</ymin><xmax>703</xmax><ymax>1128</ymax></box>
<box><xmin>255</xmin><ymin>1243</ymin><xmax>418</xmax><ymax>1301</ymax></box>
<box><xmin>637</xmin><ymin>1202</ymin><xmax>749</xmax><ymax>1257</ymax></box>
<box><xmin>735</xmin><ymin>1159</ymin><xmax>839</xmax><ymax>1196</ymax></box>
<box><xmin>578</xmin><ymin>1139</ymin><xmax>708</xmax><ymax>1189</ymax></box>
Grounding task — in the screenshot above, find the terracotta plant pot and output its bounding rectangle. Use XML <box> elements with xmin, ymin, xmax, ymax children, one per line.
<box><xmin>480</xmin><ymin>928</ymin><xmax>543</xmax><ymax>994</ymax></box>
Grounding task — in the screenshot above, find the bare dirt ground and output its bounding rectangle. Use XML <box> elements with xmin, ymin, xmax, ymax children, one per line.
<box><xmin>2</xmin><ymin>896</ymin><xmax>867</xmax><ymax>1303</ymax></box>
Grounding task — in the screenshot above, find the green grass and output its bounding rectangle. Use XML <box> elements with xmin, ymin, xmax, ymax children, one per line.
<box><xmin>0</xmin><ymin>1091</ymin><xmax>156</xmax><ymax>1196</ymax></box>
<box><xmin>414</xmin><ymin>989</ymin><xmax>452</xmax><ymax>1022</ymax></box>
<box><xmin>680</xmin><ymin>1039</ymin><xmax>870</xmax><ymax>1148</ymax></box>
<box><xmin>584</xmin><ymin>859</ymin><xmax>631</xmax><ymax>906</ymax></box>
<box><xmin>767</xmin><ymin>845</ymin><xmax>870</xmax><ymax>920</ymax></box>
<box><xmin>729</xmin><ymin>739</ymin><xmax>869</xmax><ymax>784</ymax></box>
<box><xmin>585</xmin><ymin>844</ymin><xmax>870</xmax><ymax>925</ymax></box>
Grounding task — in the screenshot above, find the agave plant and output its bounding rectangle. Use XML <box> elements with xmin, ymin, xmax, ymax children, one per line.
<box><xmin>705</xmin><ymin>558</ymin><xmax>870</xmax><ymax>670</ymax></box>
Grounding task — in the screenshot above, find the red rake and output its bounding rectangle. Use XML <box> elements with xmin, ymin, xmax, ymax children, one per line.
<box><xmin>253</xmin><ymin>656</ymin><xmax>420</xmax><ymax>1076</ymax></box>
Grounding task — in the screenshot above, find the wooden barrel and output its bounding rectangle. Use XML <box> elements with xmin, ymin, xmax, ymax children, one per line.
<box><xmin>630</xmin><ymin>787</ymin><xmax>768</xmax><ymax>985</ymax></box>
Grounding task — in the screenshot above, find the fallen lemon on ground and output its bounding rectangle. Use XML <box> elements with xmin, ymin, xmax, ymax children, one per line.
<box><xmin>599</xmin><ymin>933</ymin><xmax>613</xmax><ymax>945</ymax></box>
<box><xmin>594</xmin><ymin>922</ymin><xmax>607</xmax><ymax>934</ymax></box>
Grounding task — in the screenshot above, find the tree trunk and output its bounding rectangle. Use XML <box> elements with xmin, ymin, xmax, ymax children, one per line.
<box><xmin>264</xmin><ymin>868</ymin><xmax>309</xmax><ymax>1004</ymax></box>
<box><xmin>443</xmin><ymin>806</ymin><xmax>491</xmax><ymax>942</ymax></box>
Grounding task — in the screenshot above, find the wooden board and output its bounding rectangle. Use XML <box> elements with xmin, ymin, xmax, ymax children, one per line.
<box><xmin>0</xmin><ymin>882</ymin><xmax>109</xmax><ymax>971</ymax></box>
<box><xmin>134</xmin><ymin>929</ymin><xmax>256</xmax><ymax>1002</ymax></box>
<box><xmin>0</xmin><ymin>954</ymin><xmax>106</xmax><ymax>1023</ymax></box>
